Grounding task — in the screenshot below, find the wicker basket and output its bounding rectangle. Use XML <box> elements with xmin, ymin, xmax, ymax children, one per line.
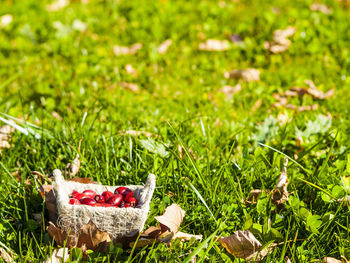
<box><xmin>53</xmin><ymin>169</ymin><xmax>155</xmax><ymax>239</ymax></box>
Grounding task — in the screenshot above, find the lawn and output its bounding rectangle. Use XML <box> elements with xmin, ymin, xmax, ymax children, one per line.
<box><xmin>0</xmin><ymin>0</ymin><xmax>350</xmax><ymax>262</ymax></box>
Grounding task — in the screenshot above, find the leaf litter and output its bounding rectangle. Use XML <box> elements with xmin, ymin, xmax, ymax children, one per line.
<box><xmin>245</xmin><ymin>158</ymin><xmax>289</xmax><ymax>207</ymax></box>
<box><xmin>157</xmin><ymin>39</ymin><xmax>172</xmax><ymax>54</ymax></box>
<box><xmin>264</xmin><ymin>26</ymin><xmax>296</xmax><ymax>53</ymax></box>
<box><xmin>218</xmin><ymin>230</ymin><xmax>276</xmax><ymax>262</ymax></box>
<box><xmin>113</xmin><ymin>43</ymin><xmax>142</xmax><ymax>56</ymax></box>
<box><xmin>0</xmin><ymin>121</ymin><xmax>15</xmax><ymax>150</ymax></box>
<box><xmin>224</xmin><ymin>68</ymin><xmax>260</xmax><ymax>82</ymax></box>
<box><xmin>198</xmin><ymin>39</ymin><xmax>230</xmax><ymax>51</ymax></box>
<box><xmin>43</xmin><ymin>248</ymin><xmax>69</xmax><ymax>263</ymax></box>
<box><xmin>0</xmin><ymin>248</ymin><xmax>14</xmax><ymax>263</ymax></box>
<box><xmin>310</xmin><ymin>3</ymin><xmax>332</xmax><ymax>14</ymax></box>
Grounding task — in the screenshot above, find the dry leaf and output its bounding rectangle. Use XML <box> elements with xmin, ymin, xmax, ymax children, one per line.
<box><xmin>224</xmin><ymin>68</ymin><xmax>260</xmax><ymax>82</ymax></box>
<box><xmin>0</xmin><ymin>14</ymin><xmax>13</xmax><ymax>28</ymax></box>
<box><xmin>118</xmin><ymin>130</ymin><xmax>157</xmax><ymax>137</ymax></box>
<box><xmin>47</xmin><ymin>221</ymin><xmax>111</xmax><ymax>251</ymax></box>
<box><xmin>38</xmin><ymin>184</ymin><xmax>58</xmax><ymax>222</ymax></box>
<box><xmin>43</xmin><ymin>248</ymin><xmax>69</xmax><ymax>263</ymax></box>
<box><xmin>198</xmin><ymin>39</ymin><xmax>230</xmax><ymax>51</ymax></box>
<box><xmin>219</xmin><ymin>84</ymin><xmax>242</xmax><ymax>99</ymax></box>
<box><xmin>272</xmin><ymin>158</ymin><xmax>289</xmax><ymax>205</ymax></box>
<box><xmin>46</xmin><ymin>0</ymin><xmax>69</xmax><ymax>11</ymax></box>
<box><xmin>250</xmin><ymin>98</ymin><xmax>263</xmax><ymax>115</ymax></box>
<box><xmin>285</xmin><ymin>256</ymin><xmax>292</xmax><ymax>263</ymax></box>
<box><xmin>113</xmin><ymin>43</ymin><xmax>142</xmax><ymax>56</ymax></box>
<box><xmin>322</xmin><ymin>257</ymin><xmax>343</xmax><ymax>263</ymax></box>
<box><xmin>264</xmin><ymin>26</ymin><xmax>296</xmax><ymax>53</ymax></box>
<box><xmin>118</xmin><ymin>82</ymin><xmax>140</xmax><ymax>93</ymax></box>
<box><xmin>125</xmin><ymin>64</ymin><xmax>137</xmax><ymax>76</ymax></box>
<box><xmin>157</xmin><ymin>39</ymin><xmax>172</xmax><ymax>54</ymax></box>
<box><xmin>310</xmin><ymin>3</ymin><xmax>332</xmax><ymax>14</ymax></box>
<box><xmin>65</xmin><ymin>154</ymin><xmax>81</xmax><ymax>176</ymax></box>
<box><xmin>0</xmin><ymin>248</ymin><xmax>14</xmax><ymax>263</ymax></box>
<box><xmin>218</xmin><ymin>230</ymin><xmax>275</xmax><ymax>262</ymax></box>
<box><xmin>173</xmin><ymin>231</ymin><xmax>202</xmax><ymax>242</ymax></box>
<box><xmin>0</xmin><ymin>122</ymin><xmax>15</xmax><ymax>150</ymax></box>
<box><xmin>155</xmin><ymin>204</ymin><xmax>185</xmax><ymax>234</ymax></box>
<box><xmin>130</xmin><ymin>238</ymin><xmax>159</xmax><ymax>248</ymax></box>
<box><xmin>244</xmin><ymin>189</ymin><xmax>269</xmax><ymax>205</ymax></box>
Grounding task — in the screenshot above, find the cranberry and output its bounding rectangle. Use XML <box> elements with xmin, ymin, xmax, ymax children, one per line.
<box><xmin>125</xmin><ymin>196</ymin><xmax>137</xmax><ymax>207</ymax></box>
<box><xmin>102</xmin><ymin>191</ymin><xmax>114</xmax><ymax>201</ymax></box>
<box><xmin>115</xmin><ymin>186</ymin><xmax>128</xmax><ymax>195</ymax></box>
<box><xmin>123</xmin><ymin>189</ymin><xmax>133</xmax><ymax>199</ymax></box>
<box><xmin>80</xmin><ymin>198</ymin><xmax>97</xmax><ymax>205</ymax></box>
<box><xmin>70</xmin><ymin>190</ymin><xmax>79</xmax><ymax>198</ymax></box>
<box><xmin>106</xmin><ymin>194</ymin><xmax>123</xmax><ymax>206</ymax></box>
<box><xmin>83</xmin><ymin>189</ymin><xmax>96</xmax><ymax>198</ymax></box>
<box><xmin>124</xmin><ymin>203</ymin><xmax>131</xmax><ymax>208</ymax></box>
<box><xmin>74</xmin><ymin>193</ymin><xmax>87</xmax><ymax>200</ymax></box>
<box><xmin>69</xmin><ymin>198</ymin><xmax>81</xmax><ymax>205</ymax></box>
<box><xmin>103</xmin><ymin>203</ymin><xmax>113</xmax><ymax>207</ymax></box>
<box><xmin>94</xmin><ymin>195</ymin><xmax>105</xmax><ymax>203</ymax></box>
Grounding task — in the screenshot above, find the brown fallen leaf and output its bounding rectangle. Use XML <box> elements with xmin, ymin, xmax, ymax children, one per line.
<box><xmin>224</xmin><ymin>68</ymin><xmax>260</xmax><ymax>82</ymax></box>
<box><xmin>219</xmin><ymin>84</ymin><xmax>242</xmax><ymax>99</ymax></box>
<box><xmin>125</xmin><ymin>64</ymin><xmax>138</xmax><ymax>76</ymax></box>
<box><xmin>52</xmin><ymin>111</ymin><xmax>63</xmax><ymax>121</ymax></box>
<box><xmin>0</xmin><ymin>248</ymin><xmax>14</xmax><ymax>263</ymax></box>
<box><xmin>322</xmin><ymin>257</ymin><xmax>343</xmax><ymax>263</ymax></box>
<box><xmin>132</xmin><ymin>204</ymin><xmax>200</xmax><ymax>248</ymax></box>
<box><xmin>229</xmin><ymin>34</ymin><xmax>243</xmax><ymax>44</ymax></box>
<box><xmin>218</xmin><ymin>230</ymin><xmax>275</xmax><ymax>262</ymax></box>
<box><xmin>250</xmin><ymin>98</ymin><xmax>263</xmax><ymax>115</ymax></box>
<box><xmin>155</xmin><ymin>204</ymin><xmax>185</xmax><ymax>234</ymax></box>
<box><xmin>0</xmin><ymin>14</ymin><xmax>13</xmax><ymax>28</ymax></box>
<box><xmin>272</xmin><ymin>158</ymin><xmax>289</xmax><ymax>205</ymax></box>
<box><xmin>310</xmin><ymin>3</ymin><xmax>332</xmax><ymax>14</ymax></box>
<box><xmin>198</xmin><ymin>39</ymin><xmax>230</xmax><ymax>51</ymax></box>
<box><xmin>118</xmin><ymin>130</ymin><xmax>158</xmax><ymax>137</ymax></box>
<box><xmin>65</xmin><ymin>154</ymin><xmax>81</xmax><ymax>176</ymax></box>
<box><xmin>47</xmin><ymin>220</ymin><xmax>112</xmax><ymax>251</ymax></box>
<box><xmin>0</xmin><ymin>122</ymin><xmax>15</xmax><ymax>150</ymax></box>
<box><xmin>43</xmin><ymin>248</ymin><xmax>69</xmax><ymax>263</ymax></box>
<box><xmin>46</xmin><ymin>0</ymin><xmax>69</xmax><ymax>11</ymax></box>
<box><xmin>118</xmin><ymin>82</ymin><xmax>140</xmax><ymax>93</ymax></box>
<box><xmin>113</xmin><ymin>43</ymin><xmax>142</xmax><ymax>56</ymax></box>
<box><xmin>173</xmin><ymin>231</ymin><xmax>202</xmax><ymax>242</ymax></box>
<box><xmin>38</xmin><ymin>184</ymin><xmax>58</xmax><ymax>223</ymax></box>
<box><xmin>245</xmin><ymin>158</ymin><xmax>289</xmax><ymax>206</ymax></box>
<box><xmin>264</xmin><ymin>26</ymin><xmax>296</xmax><ymax>53</ymax></box>
<box><xmin>157</xmin><ymin>39</ymin><xmax>172</xmax><ymax>54</ymax></box>
<box><xmin>285</xmin><ymin>256</ymin><xmax>292</xmax><ymax>263</ymax></box>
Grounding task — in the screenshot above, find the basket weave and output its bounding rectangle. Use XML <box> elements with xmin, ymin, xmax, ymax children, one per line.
<box><xmin>53</xmin><ymin>169</ymin><xmax>156</xmax><ymax>239</ymax></box>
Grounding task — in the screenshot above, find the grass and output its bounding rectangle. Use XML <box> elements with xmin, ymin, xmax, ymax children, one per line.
<box><xmin>0</xmin><ymin>0</ymin><xmax>350</xmax><ymax>262</ymax></box>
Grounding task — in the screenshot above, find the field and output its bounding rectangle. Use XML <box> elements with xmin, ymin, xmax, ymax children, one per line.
<box><xmin>0</xmin><ymin>0</ymin><xmax>350</xmax><ymax>262</ymax></box>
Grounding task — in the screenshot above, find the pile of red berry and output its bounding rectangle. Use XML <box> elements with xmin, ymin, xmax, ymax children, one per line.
<box><xmin>69</xmin><ymin>187</ymin><xmax>138</xmax><ymax>208</ymax></box>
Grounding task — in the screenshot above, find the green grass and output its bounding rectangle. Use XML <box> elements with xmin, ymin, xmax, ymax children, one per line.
<box><xmin>0</xmin><ymin>0</ymin><xmax>350</xmax><ymax>262</ymax></box>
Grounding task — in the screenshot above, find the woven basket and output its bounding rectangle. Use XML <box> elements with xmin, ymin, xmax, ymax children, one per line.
<box><xmin>53</xmin><ymin>169</ymin><xmax>156</xmax><ymax>239</ymax></box>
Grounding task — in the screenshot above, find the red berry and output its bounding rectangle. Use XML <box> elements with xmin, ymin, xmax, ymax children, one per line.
<box><xmin>74</xmin><ymin>193</ymin><xmax>87</xmax><ymax>200</ymax></box>
<box><xmin>115</xmin><ymin>187</ymin><xmax>128</xmax><ymax>195</ymax></box>
<box><xmin>69</xmin><ymin>198</ymin><xmax>81</xmax><ymax>205</ymax></box>
<box><xmin>83</xmin><ymin>189</ymin><xmax>96</xmax><ymax>198</ymax></box>
<box><xmin>125</xmin><ymin>197</ymin><xmax>137</xmax><ymax>207</ymax></box>
<box><xmin>80</xmin><ymin>198</ymin><xmax>97</xmax><ymax>205</ymax></box>
<box><xmin>119</xmin><ymin>200</ymin><xmax>125</xmax><ymax>208</ymax></box>
<box><xmin>94</xmin><ymin>195</ymin><xmax>105</xmax><ymax>203</ymax></box>
<box><xmin>70</xmin><ymin>190</ymin><xmax>79</xmax><ymax>198</ymax></box>
<box><xmin>102</xmin><ymin>191</ymin><xmax>114</xmax><ymax>201</ymax></box>
<box><xmin>103</xmin><ymin>203</ymin><xmax>113</xmax><ymax>207</ymax></box>
<box><xmin>124</xmin><ymin>203</ymin><xmax>131</xmax><ymax>208</ymax></box>
<box><xmin>106</xmin><ymin>194</ymin><xmax>123</xmax><ymax>206</ymax></box>
<box><xmin>123</xmin><ymin>189</ymin><xmax>133</xmax><ymax>199</ymax></box>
